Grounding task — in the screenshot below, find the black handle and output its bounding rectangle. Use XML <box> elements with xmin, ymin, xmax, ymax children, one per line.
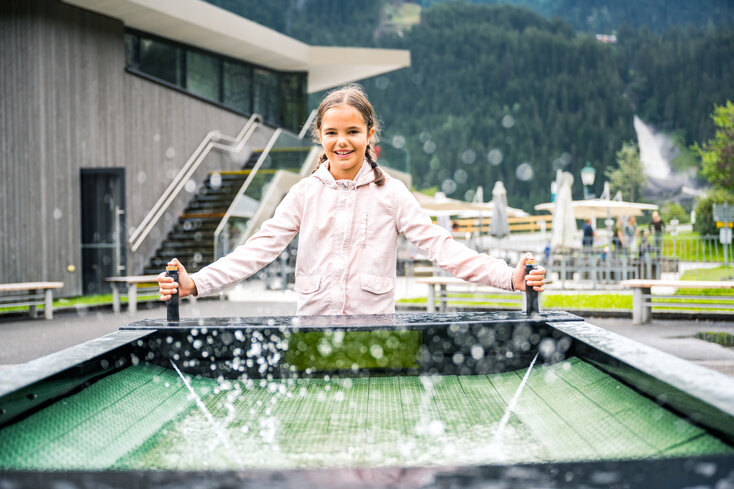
<box><xmin>166</xmin><ymin>268</ymin><xmax>180</xmax><ymax>322</ymax></box>
<box><xmin>524</xmin><ymin>263</ymin><xmax>539</xmax><ymax>315</ymax></box>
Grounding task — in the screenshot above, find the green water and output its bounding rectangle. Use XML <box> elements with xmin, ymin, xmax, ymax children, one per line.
<box><xmin>1</xmin><ymin>358</ymin><xmax>731</xmax><ymax>470</ymax></box>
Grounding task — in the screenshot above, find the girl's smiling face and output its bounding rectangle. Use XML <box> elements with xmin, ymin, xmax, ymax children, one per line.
<box><xmin>319</xmin><ymin>104</ymin><xmax>375</xmax><ymax>181</ymax></box>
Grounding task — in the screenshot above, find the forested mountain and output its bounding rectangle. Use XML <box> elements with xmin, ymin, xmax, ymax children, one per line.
<box><xmin>204</xmin><ymin>0</ymin><xmax>734</xmax><ymax>211</ymax></box>
<box><xmin>419</xmin><ymin>0</ymin><xmax>734</xmax><ymax>33</ymax></box>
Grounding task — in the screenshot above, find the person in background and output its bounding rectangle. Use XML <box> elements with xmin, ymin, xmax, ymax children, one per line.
<box><xmin>157</xmin><ymin>83</ymin><xmax>545</xmax><ymax>316</ymax></box>
<box><xmin>582</xmin><ymin>218</ymin><xmax>595</xmax><ymax>250</ymax></box>
<box><xmin>649</xmin><ymin>210</ymin><xmax>665</xmax><ymax>255</ymax></box>
<box><xmin>624</xmin><ymin>216</ymin><xmax>638</xmax><ymax>254</ymax></box>
<box><xmin>613</xmin><ymin>217</ymin><xmax>625</xmax><ymax>254</ymax></box>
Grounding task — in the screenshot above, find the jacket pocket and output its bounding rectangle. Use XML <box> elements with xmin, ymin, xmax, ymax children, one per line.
<box><xmin>294</xmin><ymin>274</ymin><xmax>322</xmax><ymax>294</ymax></box>
<box><xmin>359</xmin><ymin>273</ymin><xmax>394</xmax><ymax>295</ymax></box>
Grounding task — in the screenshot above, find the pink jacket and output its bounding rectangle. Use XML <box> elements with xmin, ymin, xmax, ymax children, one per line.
<box><xmin>190</xmin><ymin>160</ymin><xmax>514</xmax><ymax>315</ymax></box>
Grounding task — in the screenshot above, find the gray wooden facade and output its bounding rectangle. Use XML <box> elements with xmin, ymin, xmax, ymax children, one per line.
<box><xmin>1</xmin><ymin>0</ymin><xmax>276</xmax><ymax>296</ymax></box>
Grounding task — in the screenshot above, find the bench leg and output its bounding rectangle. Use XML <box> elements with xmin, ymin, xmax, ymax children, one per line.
<box><xmin>632</xmin><ymin>287</ymin><xmax>652</xmax><ymax>324</ymax></box>
<box><xmin>641</xmin><ymin>287</ymin><xmax>652</xmax><ymax>323</ymax></box>
<box><xmin>111</xmin><ymin>284</ymin><xmax>121</xmax><ymax>314</ymax></box>
<box><xmin>44</xmin><ymin>289</ymin><xmax>54</xmax><ymax>320</ymax></box>
<box><xmin>439</xmin><ymin>284</ymin><xmax>447</xmax><ymax>313</ymax></box>
<box><xmin>128</xmin><ymin>284</ymin><xmax>138</xmax><ymax>314</ymax></box>
<box><xmin>427</xmin><ymin>285</ymin><xmax>435</xmax><ymax>313</ymax></box>
<box><xmin>29</xmin><ymin>290</ymin><xmax>39</xmax><ymax>318</ymax></box>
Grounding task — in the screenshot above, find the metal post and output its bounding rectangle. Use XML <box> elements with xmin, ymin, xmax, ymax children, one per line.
<box><xmin>111</xmin><ymin>283</ymin><xmax>121</xmax><ymax>314</ymax></box>
<box><xmin>427</xmin><ymin>284</ymin><xmax>435</xmax><ymax>313</ymax></box>
<box><xmin>44</xmin><ymin>289</ymin><xmax>54</xmax><ymax>320</ymax></box>
<box><xmin>128</xmin><ymin>283</ymin><xmax>138</xmax><ymax>314</ymax></box>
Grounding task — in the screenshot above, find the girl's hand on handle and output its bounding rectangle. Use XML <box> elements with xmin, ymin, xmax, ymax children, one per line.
<box><xmin>157</xmin><ymin>258</ymin><xmax>197</xmax><ymax>301</ymax></box>
<box><xmin>512</xmin><ymin>253</ymin><xmax>546</xmax><ymax>292</ymax></box>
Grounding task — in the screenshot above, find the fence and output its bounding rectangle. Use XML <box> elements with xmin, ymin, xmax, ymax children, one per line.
<box><xmin>546</xmin><ymin>234</ymin><xmax>733</xmax><ymax>286</ymax></box>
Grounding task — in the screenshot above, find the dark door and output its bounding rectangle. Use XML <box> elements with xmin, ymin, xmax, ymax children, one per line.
<box><xmin>80</xmin><ymin>169</ymin><xmax>126</xmax><ymax>294</ymax></box>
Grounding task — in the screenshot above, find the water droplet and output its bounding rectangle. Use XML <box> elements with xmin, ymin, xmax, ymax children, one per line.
<box><xmin>392</xmin><ymin>135</ymin><xmax>406</xmax><ymax>149</ymax></box>
<box><xmin>454</xmin><ymin>169</ymin><xmax>467</xmax><ymax>184</ymax></box>
<box><xmin>153</xmin><ymin>134</ymin><xmax>161</xmax><ymax>142</ymax></box>
<box><xmin>419</xmin><ymin>132</ymin><xmax>431</xmax><ymax>143</ymax></box>
<box><xmin>369</xmin><ymin>344</ymin><xmax>384</xmax><ymax>359</ymax></box>
<box><xmin>560</xmin><ymin>152</ymin><xmax>572</xmax><ymax>166</ymax></box>
<box><xmin>502</xmin><ymin>115</ymin><xmax>515</xmax><ymax>129</ymax></box>
<box><xmin>429</xmin><ymin>156</ymin><xmax>441</xmax><ymax>170</ymax></box>
<box><xmin>488</xmin><ymin>149</ymin><xmax>503</xmax><ymax>166</ymax></box>
<box><xmin>470</xmin><ymin>345</ymin><xmax>484</xmax><ymax>360</ymax></box>
<box><xmin>318</xmin><ymin>339</ymin><xmax>333</xmax><ymax>356</ymax></box>
<box><xmin>411</xmin><ymin>73</ymin><xmax>423</xmax><ymax>85</ymax></box>
<box><xmin>185</xmin><ymin>179</ymin><xmax>196</xmax><ymax>193</ymax></box>
<box><xmin>53</xmin><ymin>208</ymin><xmax>63</xmax><ymax>220</ymax></box>
<box><xmin>441</xmin><ymin>179</ymin><xmax>456</xmax><ymax>195</ymax></box>
<box><xmin>166</xmin><ymin>147</ymin><xmax>176</xmax><ymax>159</ymax></box>
<box><xmin>137</xmin><ymin>171</ymin><xmax>147</xmax><ymax>184</ymax></box>
<box><xmin>539</xmin><ymin>338</ymin><xmax>556</xmax><ymax>358</ymax></box>
<box><xmin>428</xmin><ymin>420</ymin><xmax>445</xmax><ymax>436</ymax></box>
<box><xmin>423</xmin><ymin>140</ymin><xmax>436</xmax><ymax>154</ymax></box>
<box><xmin>516</xmin><ymin>162</ymin><xmax>534</xmax><ymax>181</ymax></box>
<box><xmin>464</xmin><ymin>189</ymin><xmax>476</xmax><ymax>201</ymax></box>
<box><xmin>461</xmin><ymin>149</ymin><xmax>476</xmax><ymax>165</ymax></box>
<box><xmin>452</xmin><ymin>352</ymin><xmax>465</xmax><ymax>365</ymax></box>
<box><xmin>375</xmin><ymin>77</ymin><xmax>389</xmax><ymax>90</ymax></box>
<box><xmin>210</xmin><ymin>172</ymin><xmax>222</xmax><ymax>189</ymax></box>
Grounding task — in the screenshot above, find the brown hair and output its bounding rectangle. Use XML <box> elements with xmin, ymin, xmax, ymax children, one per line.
<box><xmin>311</xmin><ymin>83</ymin><xmax>385</xmax><ymax>186</ymax></box>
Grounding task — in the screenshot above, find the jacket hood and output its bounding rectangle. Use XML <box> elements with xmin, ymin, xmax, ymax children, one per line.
<box><xmin>312</xmin><ymin>159</ymin><xmax>379</xmax><ymax>189</ymax></box>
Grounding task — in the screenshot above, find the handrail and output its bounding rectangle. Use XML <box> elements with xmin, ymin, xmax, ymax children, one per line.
<box><xmin>297</xmin><ymin>109</ymin><xmax>317</xmax><ymax>140</ymax></box>
<box><xmin>128</xmin><ymin>113</ymin><xmax>262</xmax><ymax>252</ymax></box>
<box><xmin>213</xmin><ymin>128</ymin><xmax>282</xmax><ymax>259</ymax></box>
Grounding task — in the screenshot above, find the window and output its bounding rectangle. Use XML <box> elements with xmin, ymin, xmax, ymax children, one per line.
<box><xmin>223</xmin><ymin>61</ymin><xmax>252</xmax><ymax>114</ymax></box>
<box><xmin>253</xmin><ymin>68</ymin><xmax>280</xmax><ymax>125</ymax></box>
<box><xmin>124</xmin><ymin>30</ymin><xmax>307</xmax><ymax>133</ymax></box>
<box><xmin>138</xmin><ymin>37</ymin><xmax>183</xmax><ymax>86</ymax></box>
<box><xmin>280</xmin><ymin>73</ymin><xmax>307</xmax><ymax>135</ymax></box>
<box><xmin>186</xmin><ymin>51</ymin><xmax>220</xmax><ymax>100</ymax></box>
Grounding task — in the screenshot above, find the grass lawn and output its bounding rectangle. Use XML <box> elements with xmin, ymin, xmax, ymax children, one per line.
<box><xmin>0</xmin><ymin>293</ymin><xmax>159</xmax><ymax>314</ymax></box>
<box><xmin>661</xmin><ymin>231</ymin><xmax>734</xmax><ymax>262</ymax></box>
<box><xmin>398</xmin><ymin>293</ymin><xmax>633</xmax><ymax>310</ymax></box>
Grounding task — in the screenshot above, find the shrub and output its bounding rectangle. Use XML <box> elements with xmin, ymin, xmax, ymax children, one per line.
<box><xmin>694</xmin><ymin>189</ymin><xmax>734</xmax><ymax>234</ymax></box>
<box><xmin>660</xmin><ymin>202</ymin><xmax>689</xmax><ymax>224</ymax></box>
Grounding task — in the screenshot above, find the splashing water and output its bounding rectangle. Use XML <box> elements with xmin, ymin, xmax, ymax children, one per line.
<box><xmin>170</xmin><ymin>360</ymin><xmax>233</xmax><ymax>451</ymax></box>
<box><xmin>490</xmin><ymin>352</ymin><xmax>539</xmax><ymax>460</ymax></box>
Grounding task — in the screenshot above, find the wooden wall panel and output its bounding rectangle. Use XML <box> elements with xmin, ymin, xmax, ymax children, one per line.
<box><xmin>1</xmin><ymin>0</ymin><xmax>276</xmax><ymax>296</ymax></box>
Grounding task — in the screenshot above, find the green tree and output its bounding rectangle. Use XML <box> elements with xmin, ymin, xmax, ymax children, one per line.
<box><xmin>605</xmin><ymin>142</ymin><xmax>647</xmax><ymax>202</ymax></box>
<box><xmin>694</xmin><ymin>189</ymin><xmax>734</xmax><ymax>234</ymax></box>
<box><xmin>694</xmin><ymin>101</ymin><xmax>734</xmax><ymax>191</ymax></box>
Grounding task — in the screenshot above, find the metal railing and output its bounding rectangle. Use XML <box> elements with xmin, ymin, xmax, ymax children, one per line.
<box><xmin>546</xmin><ymin>234</ymin><xmax>734</xmax><ymax>287</ymax></box>
<box><xmin>212</xmin><ymin>113</ymin><xmax>318</xmax><ymax>260</ymax></box>
<box><xmin>297</xmin><ymin>109</ymin><xmax>317</xmax><ymax>140</ymax></box>
<box><xmin>213</xmin><ymin>128</ymin><xmax>282</xmax><ymax>259</ymax></box>
<box><xmin>127</xmin><ymin>113</ymin><xmax>262</xmax><ymax>252</ymax></box>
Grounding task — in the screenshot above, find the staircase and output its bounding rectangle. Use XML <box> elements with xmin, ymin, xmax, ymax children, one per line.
<box><xmin>143</xmin><ymin>151</ymin><xmax>262</xmax><ymax>274</ymax></box>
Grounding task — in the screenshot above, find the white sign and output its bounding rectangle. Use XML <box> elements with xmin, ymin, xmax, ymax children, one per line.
<box><xmin>721</xmin><ymin>227</ymin><xmax>732</xmax><ymax>245</ymax></box>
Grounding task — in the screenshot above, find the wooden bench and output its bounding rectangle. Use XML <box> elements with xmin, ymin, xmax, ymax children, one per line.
<box><xmin>621</xmin><ymin>279</ymin><xmax>734</xmax><ymax>324</ymax></box>
<box><xmin>416</xmin><ymin>277</ymin><xmax>521</xmax><ymax>312</ymax></box>
<box><xmin>0</xmin><ymin>282</ymin><xmax>64</xmax><ymax>319</ymax></box>
<box><xmin>105</xmin><ymin>275</ymin><xmax>161</xmax><ymax>314</ymax></box>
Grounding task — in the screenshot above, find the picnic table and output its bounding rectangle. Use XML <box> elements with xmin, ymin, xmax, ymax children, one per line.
<box><xmin>621</xmin><ymin>279</ymin><xmax>734</xmax><ymax>324</ymax></box>
<box><xmin>105</xmin><ymin>275</ymin><xmax>161</xmax><ymax>314</ymax></box>
<box><xmin>0</xmin><ymin>282</ymin><xmax>64</xmax><ymax>319</ymax></box>
<box><xmin>415</xmin><ymin>276</ymin><xmax>520</xmax><ymax>312</ymax></box>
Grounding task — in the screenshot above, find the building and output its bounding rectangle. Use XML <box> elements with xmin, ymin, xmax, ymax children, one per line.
<box><xmin>1</xmin><ymin>0</ymin><xmax>410</xmax><ymax>295</ymax></box>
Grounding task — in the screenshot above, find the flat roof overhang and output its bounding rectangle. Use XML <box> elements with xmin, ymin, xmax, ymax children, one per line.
<box><xmin>61</xmin><ymin>0</ymin><xmax>411</xmax><ymax>93</ymax></box>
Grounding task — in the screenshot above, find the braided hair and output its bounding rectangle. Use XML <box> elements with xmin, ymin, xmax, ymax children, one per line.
<box><xmin>312</xmin><ymin>84</ymin><xmax>385</xmax><ymax>186</ymax></box>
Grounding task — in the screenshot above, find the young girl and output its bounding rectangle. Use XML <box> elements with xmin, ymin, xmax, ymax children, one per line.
<box><xmin>158</xmin><ymin>84</ymin><xmax>545</xmax><ymax>315</ymax></box>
